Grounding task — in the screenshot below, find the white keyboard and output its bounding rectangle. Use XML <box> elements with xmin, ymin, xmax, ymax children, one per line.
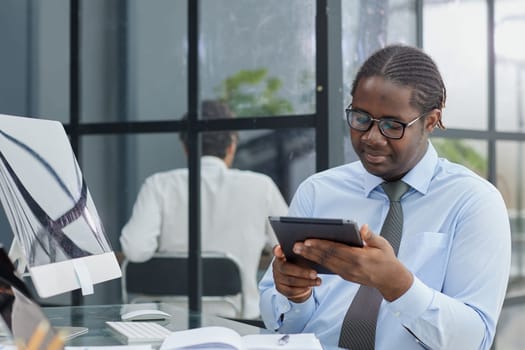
<box><xmin>106</xmin><ymin>321</ymin><xmax>172</xmax><ymax>344</ymax></box>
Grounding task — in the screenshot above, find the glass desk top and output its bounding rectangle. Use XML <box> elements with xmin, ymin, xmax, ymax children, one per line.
<box><xmin>42</xmin><ymin>303</ymin><xmax>264</xmax><ymax>346</ymax></box>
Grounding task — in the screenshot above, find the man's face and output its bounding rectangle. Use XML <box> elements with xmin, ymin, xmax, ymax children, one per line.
<box><xmin>350</xmin><ymin>76</ymin><xmax>438</xmax><ymax>181</ymax></box>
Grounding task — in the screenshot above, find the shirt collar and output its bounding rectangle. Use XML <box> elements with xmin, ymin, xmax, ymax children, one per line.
<box><xmin>362</xmin><ymin>141</ymin><xmax>438</xmax><ymax>197</ymax></box>
<box><xmin>201</xmin><ymin>155</ymin><xmax>228</xmax><ymax>169</ymax></box>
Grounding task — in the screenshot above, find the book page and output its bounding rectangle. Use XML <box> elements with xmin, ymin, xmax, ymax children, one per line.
<box><xmin>159</xmin><ymin>326</ymin><xmax>242</xmax><ymax>350</ymax></box>
<box><xmin>241</xmin><ymin>333</ymin><xmax>322</xmax><ymax>350</ymax></box>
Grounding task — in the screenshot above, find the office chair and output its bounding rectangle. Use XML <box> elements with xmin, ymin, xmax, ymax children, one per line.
<box><xmin>121</xmin><ymin>251</ymin><xmax>244</xmax><ymax>317</ymax></box>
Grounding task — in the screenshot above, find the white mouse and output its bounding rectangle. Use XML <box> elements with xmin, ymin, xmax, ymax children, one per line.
<box><xmin>121</xmin><ymin>309</ymin><xmax>171</xmax><ymax>321</ymax></box>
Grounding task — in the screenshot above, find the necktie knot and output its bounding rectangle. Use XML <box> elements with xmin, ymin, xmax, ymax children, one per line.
<box><xmin>381</xmin><ymin>180</ymin><xmax>409</xmax><ymax>202</ymax></box>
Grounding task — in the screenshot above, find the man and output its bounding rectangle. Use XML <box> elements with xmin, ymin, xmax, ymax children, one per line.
<box><xmin>259</xmin><ymin>45</ymin><xmax>511</xmax><ymax>349</ymax></box>
<box><xmin>121</xmin><ymin>100</ymin><xmax>288</xmax><ymax>319</ymax></box>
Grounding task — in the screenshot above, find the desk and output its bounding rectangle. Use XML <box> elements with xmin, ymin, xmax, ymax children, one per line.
<box><xmin>41</xmin><ymin>299</ymin><xmax>520</xmax><ymax>350</ymax></box>
<box><xmin>43</xmin><ymin>303</ymin><xmax>264</xmax><ymax>346</ymax></box>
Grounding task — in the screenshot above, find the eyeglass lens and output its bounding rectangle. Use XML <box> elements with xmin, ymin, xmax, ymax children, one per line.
<box><xmin>346</xmin><ymin>110</ymin><xmax>405</xmax><ymax>139</ymax></box>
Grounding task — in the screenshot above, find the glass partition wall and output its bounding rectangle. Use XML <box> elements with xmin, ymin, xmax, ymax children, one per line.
<box><xmin>0</xmin><ymin>0</ymin><xmax>330</xmax><ymax>307</ymax></box>
<box><xmin>0</xmin><ymin>1</ymin><xmax>525</xmax><ymax>345</ymax></box>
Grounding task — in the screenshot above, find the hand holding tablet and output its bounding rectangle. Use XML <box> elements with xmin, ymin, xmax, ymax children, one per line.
<box><xmin>268</xmin><ymin>216</ymin><xmax>363</xmax><ymax>274</ymax></box>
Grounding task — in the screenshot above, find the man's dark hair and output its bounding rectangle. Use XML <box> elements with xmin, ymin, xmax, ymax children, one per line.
<box><xmin>351</xmin><ymin>44</ymin><xmax>446</xmax><ymax>129</ymax></box>
<box><xmin>179</xmin><ymin>100</ymin><xmax>239</xmax><ymax>159</ymax></box>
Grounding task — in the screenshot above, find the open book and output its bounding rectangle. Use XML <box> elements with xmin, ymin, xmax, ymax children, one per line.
<box><xmin>159</xmin><ymin>326</ymin><xmax>322</xmax><ymax>350</ymax></box>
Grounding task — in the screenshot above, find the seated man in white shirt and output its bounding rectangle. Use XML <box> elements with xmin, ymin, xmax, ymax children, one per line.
<box><xmin>120</xmin><ymin>100</ymin><xmax>289</xmax><ymax>319</ymax></box>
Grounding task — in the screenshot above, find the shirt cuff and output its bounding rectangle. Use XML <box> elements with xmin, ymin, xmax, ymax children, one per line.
<box><xmin>274</xmin><ymin>292</ymin><xmax>292</xmax><ymax>318</ymax></box>
<box><xmin>273</xmin><ymin>292</ymin><xmax>316</xmax><ymax>332</ymax></box>
<box><xmin>385</xmin><ymin>276</ymin><xmax>434</xmax><ymax>325</ymax></box>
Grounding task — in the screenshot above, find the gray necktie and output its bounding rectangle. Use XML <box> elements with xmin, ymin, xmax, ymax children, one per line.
<box><xmin>338</xmin><ymin>180</ymin><xmax>410</xmax><ymax>349</ymax></box>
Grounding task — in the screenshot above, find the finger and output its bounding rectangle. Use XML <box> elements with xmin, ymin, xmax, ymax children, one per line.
<box><xmin>273</xmin><ymin>257</ymin><xmax>322</xmax><ymax>301</ymax></box>
<box><xmin>273</xmin><ymin>245</ymin><xmax>285</xmax><ymax>259</ymax></box>
<box><xmin>360</xmin><ymin>224</ymin><xmax>390</xmax><ymax>250</ymax></box>
<box><xmin>276</xmin><ymin>258</ymin><xmax>318</xmax><ymax>281</ymax></box>
<box><xmin>295</xmin><ymin>240</ymin><xmax>349</xmax><ymax>266</ymax></box>
<box><xmin>273</xmin><ymin>258</ymin><xmax>319</xmax><ymax>299</ymax></box>
<box><xmin>277</xmin><ymin>272</ymin><xmax>321</xmax><ymax>288</ymax></box>
<box><xmin>276</xmin><ymin>275</ymin><xmax>321</xmax><ymax>302</ymax></box>
<box><xmin>275</xmin><ymin>274</ymin><xmax>316</xmax><ymax>291</ymax></box>
<box><xmin>360</xmin><ymin>224</ymin><xmax>371</xmax><ymax>244</ymax></box>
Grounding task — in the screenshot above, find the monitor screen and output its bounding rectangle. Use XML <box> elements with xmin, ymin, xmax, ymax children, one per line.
<box><xmin>0</xmin><ymin>114</ymin><xmax>121</xmax><ymax>298</ymax></box>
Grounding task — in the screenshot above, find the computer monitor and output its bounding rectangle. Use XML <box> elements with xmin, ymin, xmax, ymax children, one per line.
<box><xmin>0</xmin><ymin>114</ymin><xmax>121</xmax><ymax>298</ymax></box>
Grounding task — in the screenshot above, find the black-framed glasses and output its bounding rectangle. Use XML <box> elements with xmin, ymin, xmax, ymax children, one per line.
<box><xmin>345</xmin><ymin>106</ymin><xmax>428</xmax><ymax>140</ymax></box>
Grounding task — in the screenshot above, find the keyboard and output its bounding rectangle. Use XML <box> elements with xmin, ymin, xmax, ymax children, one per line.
<box><xmin>106</xmin><ymin>321</ymin><xmax>172</xmax><ymax>344</ymax></box>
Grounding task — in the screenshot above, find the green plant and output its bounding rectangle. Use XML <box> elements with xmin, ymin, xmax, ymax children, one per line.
<box><xmin>215</xmin><ymin>68</ymin><xmax>293</xmax><ymax>117</ymax></box>
<box><xmin>432</xmin><ymin>138</ymin><xmax>487</xmax><ymax>176</ymax></box>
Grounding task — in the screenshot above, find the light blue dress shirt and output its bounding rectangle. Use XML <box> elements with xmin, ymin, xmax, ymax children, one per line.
<box><xmin>259</xmin><ymin>142</ymin><xmax>511</xmax><ymax>350</ymax></box>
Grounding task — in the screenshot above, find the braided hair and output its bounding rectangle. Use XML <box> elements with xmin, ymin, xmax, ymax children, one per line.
<box><xmin>351</xmin><ymin>44</ymin><xmax>446</xmax><ymax>129</ymax></box>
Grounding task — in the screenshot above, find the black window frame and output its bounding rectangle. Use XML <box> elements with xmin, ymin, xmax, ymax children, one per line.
<box><xmin>65</xmin><ymin>0</ymin><xmax>341</xmax><ymax>309</ymax></box>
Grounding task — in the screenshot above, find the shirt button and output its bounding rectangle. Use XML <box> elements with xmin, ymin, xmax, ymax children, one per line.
<box><xmin>394</xmin><ymin>311</ymin><xmax>401</xmax><ymax>317</ymax></box>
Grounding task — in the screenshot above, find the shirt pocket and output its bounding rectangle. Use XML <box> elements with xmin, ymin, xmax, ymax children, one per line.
<box><xmin>400</xmin><ymin>231</ymin><xmax>451</xmax><ymax>290</ymax></box>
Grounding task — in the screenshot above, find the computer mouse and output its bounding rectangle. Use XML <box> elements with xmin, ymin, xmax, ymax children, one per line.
<box><xmin>121</xmin><ymin>309</ymin><xmax>171</xmax><ymax>321</ymax></box>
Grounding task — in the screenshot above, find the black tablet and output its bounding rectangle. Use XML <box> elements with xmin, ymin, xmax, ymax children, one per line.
<box><xmin>268</xmin><ymin>216</ymin><xmax>363</xmax><ymax>274</ymax></box>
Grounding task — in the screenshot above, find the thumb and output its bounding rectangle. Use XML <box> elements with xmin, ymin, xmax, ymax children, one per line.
<box><xmin>360</xmin><ymin>224</ymin><xmax>380</xmax><ymax>247</ymax></box>
<box><xmin>273</xmin><ymin>244</ymin><xmax>286</xmax><ymax>259</ymax></box>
